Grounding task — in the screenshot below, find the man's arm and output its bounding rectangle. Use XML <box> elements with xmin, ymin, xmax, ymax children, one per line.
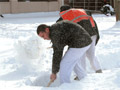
<box><xmin>52</xmin><ymin>44</ymin><xmax>64</xmax><ymax>74</ymax></box>
<box><xmin>94</xmin><ymin>20</ymin><xmax>100</xmax><ymax>45</ymax></box>
<box><xmin>50</xmin><ymin>40</ymin><xmax>64</xmax><ymax>82</ymax></box>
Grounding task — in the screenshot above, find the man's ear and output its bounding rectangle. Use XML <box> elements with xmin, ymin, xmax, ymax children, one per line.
<box><xmin>45</xmin><ymin>28</ymin><xmax>49</xmax><ymax>33</ymax></box>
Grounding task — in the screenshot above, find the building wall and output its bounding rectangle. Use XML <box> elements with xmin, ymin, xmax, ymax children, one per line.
<box><xmin>0</xmin><ymin>0</ymin><xmax>62</xmax><ymax>14</ymax></box>
<box><xmin>0</xmin><ymin>2</ymin><xmax>10</xmax><ymax>14</ymax></box>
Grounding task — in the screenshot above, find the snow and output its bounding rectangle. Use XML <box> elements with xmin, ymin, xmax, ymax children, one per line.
<box><xmin>0</xmin><ymin>11</ymin><xmax>120</xmax><ymax>90</ymax></box>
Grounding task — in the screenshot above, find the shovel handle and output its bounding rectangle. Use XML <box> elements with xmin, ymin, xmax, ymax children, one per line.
<box><xmin>47</xmin><ymin>80</ymin><xmax>53</xmax><ymax>87</ymax></box>
<box><xmin>47</xmin><ymin>46</ymin><xmax>53</xmax><ymax>49</ymax></box>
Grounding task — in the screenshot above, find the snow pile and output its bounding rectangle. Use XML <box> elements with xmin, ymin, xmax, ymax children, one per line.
<box><xmin>14</xmin><ymin>34</ymin><xmax>47</xmax><ymax>72</ymax></box>
<box><xmin>15</xmin><ymin>35</ymin><xmax>43</xmax><ymax>59</ymax></box>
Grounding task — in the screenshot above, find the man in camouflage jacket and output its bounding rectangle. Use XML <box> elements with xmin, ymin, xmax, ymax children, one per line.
<box><xmin>37</xmin><ymin>20</ymin><xmax>92</xmax><ymax>84</ymax></box>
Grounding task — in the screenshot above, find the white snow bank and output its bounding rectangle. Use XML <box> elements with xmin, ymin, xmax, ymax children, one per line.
<box><xmin>0</xmin><ymin>68</ymin><xmax>120</xmax><ymax>90</ymax></box>
<box><xmin>14</xmin><ymin>34</ymin><xmax>46</xmax><ymax>72</ymax></box>
<box><xmin>96</xmin><ymin>21</ymin><xmax>120</xmax><ymax>69</ymax></box>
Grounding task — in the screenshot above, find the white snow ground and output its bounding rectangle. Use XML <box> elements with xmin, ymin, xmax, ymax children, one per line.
<box><xmin>0</xmin><ymin>11</ymin><xmax>120</xmax><ymax>90</ymax></box>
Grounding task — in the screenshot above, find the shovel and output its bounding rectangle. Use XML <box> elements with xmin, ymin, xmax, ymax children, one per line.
<box><xmin>47</xmin><ymin>80</ymin><xmax>53</xmax><ymax>87</ymax></box>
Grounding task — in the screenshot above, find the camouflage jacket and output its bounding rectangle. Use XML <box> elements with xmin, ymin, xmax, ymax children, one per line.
<box><xmin>49</xmin><ymin>20</ymin><xmax>92</xmax><ymax>74</ymax></box>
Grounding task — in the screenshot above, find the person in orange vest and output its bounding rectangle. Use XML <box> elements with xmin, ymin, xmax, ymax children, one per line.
<box><xmin>57</xmin><ymin>5</ymin><xmax>102</xmax><ymax>78</ymax></box>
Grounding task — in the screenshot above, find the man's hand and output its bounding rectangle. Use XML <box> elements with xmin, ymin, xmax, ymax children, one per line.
<box><xmin>50</xmin><ymin>73</ymin><xmax>57</xmax><ymax>82</ymax></box>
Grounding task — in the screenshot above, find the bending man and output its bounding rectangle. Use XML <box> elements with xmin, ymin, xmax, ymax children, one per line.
<box><xmin>37</xmin><ymin>20</ymin><xmax>92</xmax><ymax>84</ymax></box>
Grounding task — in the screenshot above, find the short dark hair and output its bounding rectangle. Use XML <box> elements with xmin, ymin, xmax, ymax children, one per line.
<box><xmin>60</xmin><ymin>5</ymin><xmax>71</xmax><ymax>12</ymax></box>
<box><xmin>37</xmin><ymin>24</ymin><xmax>50</xmax><ymax>35</ymax></box>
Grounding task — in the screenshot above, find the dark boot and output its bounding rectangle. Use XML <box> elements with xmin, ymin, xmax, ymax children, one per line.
<box><xmin>96</xmin><ymin>69</ymin><xmax>102</xmax><ymax>73</ymax></box>
<box><xmin>74</xmin><ymin>76</ymin><xmax>79</xmax><ymax>80</ymax></box>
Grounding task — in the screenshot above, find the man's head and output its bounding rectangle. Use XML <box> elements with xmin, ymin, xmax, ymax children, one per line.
<box><xmin>37</xmin><ymin>24</ymin><xmax>50</xmax><ymax>40</ymax></box>
<box><xmin>60</xmin><ymin>5</ymin><xmax>71</xmax><ymax>12</ymax></box>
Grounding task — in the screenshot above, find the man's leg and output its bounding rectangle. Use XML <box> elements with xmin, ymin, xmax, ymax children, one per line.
<box><xmin>86</xmin><ymin>35</ymin><xmax>102</xmax><ymax>72</ymax></box>
<box><xmin>60</xmin><ymin>45</ymin><xmax>90</xmax><ymax>84</ymax></box>
<box><xmin>74</xmin><ymin>54</ymin><xmax>86</xmax><ymax>80</ymax></box>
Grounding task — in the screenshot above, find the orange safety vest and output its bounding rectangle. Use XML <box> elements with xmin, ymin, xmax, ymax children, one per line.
<box><xmin>60</xmin><ymin>9</ymin><xmax>95</xmax><ymax>27</ymax></box>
